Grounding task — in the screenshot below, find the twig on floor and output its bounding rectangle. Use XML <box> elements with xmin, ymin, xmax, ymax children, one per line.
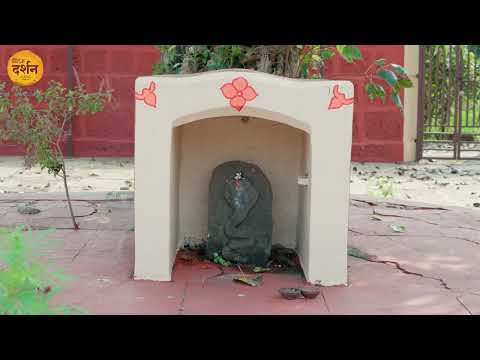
<box><xmin>456</xmin><ymin>296</ymin><xmax>473</xmax><ymax>315</ymax></box>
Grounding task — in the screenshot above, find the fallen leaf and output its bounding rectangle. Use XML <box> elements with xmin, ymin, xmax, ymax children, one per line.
<box><xmin>370</xmin><ymin>215</ymin><xmax>383</xmax><ymax>221</ymax></box>
<box><xmin>97</xmin><ymin>278</ymin><xmax>111</xmax><ymax>283</ymax></box>
<box><xmin>390</xmin><ymin>224</ymin><xmax>406</xmax><ymax>233</ymax></box>
<box><xmin>17</xmin><ymin>205</ymin><xmax>41</xmax><ymax>215</ymax></box>
<box><xmin>347</xmin><ymin>246</ymin><xmax>376</xmax><ymax>261</ymax></box>
<box><xmin>252</xmin><ymin>266</ymin><xmax>271</xmax><ymax>273</ymax></box>
<box><xmin>233</xmin><ymin>275</ymin><xmax>263</xmax><ymax>287</ymax></box>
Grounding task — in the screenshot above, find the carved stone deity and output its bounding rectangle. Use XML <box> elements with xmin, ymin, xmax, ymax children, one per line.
<box><xmin>206</xmin><ymin>161</ymin><xmax>273</xmax><ymax>266</ymax></box>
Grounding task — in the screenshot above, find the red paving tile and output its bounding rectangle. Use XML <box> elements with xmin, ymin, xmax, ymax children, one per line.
<box><xmin>53</xmin><ymin>278</ymin><xmax>186</xmax><ymax>315</ymax></box>
<box><xmin>181</xmin><ymin>272</ymin><xmax>328</xmax><ymax>315</ymax></box>
<box><xmin>2</xmin><ymin>193</ymin><xmax>479</xmax><ymax>314</ymax></box>
<box><xmin>323</xmin><ymin>259</ymin><xmax>467</xmax><ymax>315</ymax></box>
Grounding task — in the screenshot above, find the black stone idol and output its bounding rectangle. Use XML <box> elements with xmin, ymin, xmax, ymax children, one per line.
<box><xmin>206</xmin><ymin>161</ymin><xmax>273</xmax><ymax>266</ymax></box>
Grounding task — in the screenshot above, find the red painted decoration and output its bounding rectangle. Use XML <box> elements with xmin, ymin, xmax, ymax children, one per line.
<box><xmin>328</xmin><ymin>84</ymin><xmax>354</xmax><ymax>110</ymax></box>
<box><xmin>220</xmin><ymin>77</ymin><xmax>258</xmax><ymax>111</ymax></box>
<box><xmin>135</xmin><ymin>81</ymin><xmax>157</xmax><ymax>108</ymax></box>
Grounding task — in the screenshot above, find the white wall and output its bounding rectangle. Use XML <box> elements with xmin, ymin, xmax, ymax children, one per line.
<box><xmin>176</xmin><ymin>116</ymin><xmax>307</xmax><ymax>249</ymax></box>
<box><xmin>171</xmin><ymin>126</ymin><xmax>182</xmax><ymax>263</ymax></box>
<box><xmin>403</xmin><ymin>45</ymin><xmax>420</xmax><ymax>161</ymax></box>
<box><xmin>296</xmin><ymin>132</ymin><xmax>311</xmax><ymax>272</ymax></box>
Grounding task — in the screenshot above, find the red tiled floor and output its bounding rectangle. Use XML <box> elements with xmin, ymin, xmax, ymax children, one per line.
<box><xmin>2</xmin><ymin>193</ymin><xmax>479</xmax><ymax>314</ymax></box>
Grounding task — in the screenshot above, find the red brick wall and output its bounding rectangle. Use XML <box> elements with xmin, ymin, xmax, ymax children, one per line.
<box><xmin>325</xmin><ymin>45</ymin><xmax>405</xmax><ymax>162</ymax></box>
<box><xmin>0</xmin><ymin>45</ymin><xmax>404</xmax><ymax>162</ymax></box>
<box><xmin>72</xmin><ymin>45</ymin><xmax>160</xmax><ymax>156</ymax></box>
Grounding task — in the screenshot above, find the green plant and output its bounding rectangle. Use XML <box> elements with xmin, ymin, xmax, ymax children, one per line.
<box><xmin>368</xmin><ymin>176</ymin><xmax>394</xmax><ymax>198</ymax></box>
<box><xmin>153</xmin><ymin>45</ymin><xmax>413</xmax><ymax>111</ymax></box>
<box><xmin>0</xmin><ymin>225</ymin><xmax>85</xmax><ymax>315</ymax></box>
<box><xmin>212</xmin><ymin>252</ymin><xmax>231</xmax><ymax>267</ymax></box>
<box><xmin>0</xmin><ymin>79</ymin><xmax>112</xmax><ymax>230</ymax></box>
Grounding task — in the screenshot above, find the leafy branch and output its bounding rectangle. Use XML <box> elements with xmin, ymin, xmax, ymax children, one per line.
<box><xmin>0</xmin><ymin>80</ymin><xmax>112</xmax><ymax>230</ymax></box>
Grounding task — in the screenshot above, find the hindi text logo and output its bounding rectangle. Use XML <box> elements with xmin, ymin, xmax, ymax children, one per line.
<box><xmin>7</xmin><ymin>50</ymin><xmax>44</xmax><ymax>86</ymax></box>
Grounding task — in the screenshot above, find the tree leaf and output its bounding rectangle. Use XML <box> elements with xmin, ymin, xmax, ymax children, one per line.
<box><xmin>390</xmin><ymin>223</ymin><xmax>406</xmax><ymax>233</ymax></box>
<box><xmin>365</xmin><ymin>83</ymin><xmax>376</xmax><ymax>100</ymax></box>
<box><xmin>365</xmin><ymin>82</ymin><xmax>386</xmax><ymax>103</ymax></box>
<box><xmin>233</xmin><ymin>275</ymin><xmax>263</xmax><ymax>287</ymax></box>
<box><xmin>376</xmin><ymin>85</ymin><xmax>386</xmax><ymax>103</ymax></box>
<box><xmin>321</xmin><ymin>49</ymin><xmax>334</xmax><ymax>60</ymax></box>
<box><xmin>347</xmin><ymin>246</ymin><xmax>376</xmax><ymax>261</ymax></box>
<box><xmin>350</xmin><ymin>46</ymin><xmax>363</xmax><ymax>60</ymax></box>
<box><xmin>336</xmin><ymin>45</ymin><xmax>362</xmax><ymax>63</ymax></box>
<box><xmin>336</xmin><ymin>45</ymin><xmax>352</xmax><ymax>63</ymax></box>
<box><xmin>390</xmin><ymin>64</ymin><xmax>408</xmax><ymax>76</ymax></box>
<box><xmin>378</xmin><ymin>69</ymin><xmax>399</xmax><ymax>89</ymax></box>
<box><xmin>391</xmin><ymin>91</ymin><xmax>403</xmax><ymax>111</ymax></box>
<box><xmin>398</xmin><ymin>77</ymin><xmax>414</xmax><ymax>88</ymax></box>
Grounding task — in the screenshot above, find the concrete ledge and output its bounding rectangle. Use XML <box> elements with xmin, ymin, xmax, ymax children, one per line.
<box><xmin>0</xmin><ymin>191</ymin><xmax>135</xmax><ymax>202</ymax></box>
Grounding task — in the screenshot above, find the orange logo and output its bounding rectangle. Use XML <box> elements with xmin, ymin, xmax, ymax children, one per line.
<box><xmin>7</xmin><ymin>50</ymin><xmax>44</xmax><ymax>86</ymax></box>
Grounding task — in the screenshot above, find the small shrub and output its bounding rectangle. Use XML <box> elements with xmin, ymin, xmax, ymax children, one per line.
<box><xmin>0</xmin><ymin>225</ymin><xmax>85</xmax><ymax>315</ymax></box>
<box><xmin>368</xmin><ymin>176</ymin><xmax>394</xmax><ymax>198</ymax></box>
<box><xmin>0</xmin><ymin>80</ymin><xmax>112</xmax><ymax>230</ymax></box>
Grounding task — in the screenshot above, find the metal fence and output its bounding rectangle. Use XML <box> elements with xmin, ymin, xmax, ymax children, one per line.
<box><xmin>418</xmin><ymin>45</ymin><xmax>480</xmax><ymax>160</ymax></box>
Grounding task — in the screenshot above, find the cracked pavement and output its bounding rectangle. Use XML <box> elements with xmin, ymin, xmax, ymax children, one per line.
<box><xmin>1</xmin><ymin>191</ymin><xmax>478</xmax><ymax>314</ymax></box>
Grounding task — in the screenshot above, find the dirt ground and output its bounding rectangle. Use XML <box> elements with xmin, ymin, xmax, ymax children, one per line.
<box><xmin>1</xmin><ymin>156</ymin><xmax>480</xmax><ymax>210</ymax></box>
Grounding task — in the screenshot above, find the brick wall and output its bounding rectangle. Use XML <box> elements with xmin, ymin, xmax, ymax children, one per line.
<box><xmin>0</xmin><ymin>45</ymin><xmax>405</xmax><ymax>162</ymax></box>
<box><xmin>72</xmin><ymin>45</ymin><xmax>160</xmax><ymax>156</ymax></box>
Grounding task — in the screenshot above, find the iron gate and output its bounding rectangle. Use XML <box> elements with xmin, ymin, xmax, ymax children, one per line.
<box><xmin>417</xmin><ymin>45</ymin><xmax>480</xmax><ymax>160</ymax></box>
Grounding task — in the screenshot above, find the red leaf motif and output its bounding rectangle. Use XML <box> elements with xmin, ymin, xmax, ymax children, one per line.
<box><xmin>328</xmin><ymin>84</ymin><xmax>354</xmax><ymax>110</ymax></box>
<box><xmin>135</xmin><ymin>81</ymin><xmax>157</xmax><ymax>108</ymax></box>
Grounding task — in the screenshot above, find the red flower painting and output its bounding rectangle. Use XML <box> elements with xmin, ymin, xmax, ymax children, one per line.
<box><xmin>220</xmin><ymin>77</ymin><xmax>258</xmax><ymax>111</ymax></box>
<box><xmin>328</xmin><ymin>84</ymin><xmax>354</xmax><ymax>110</ymax></box>
<box><xmin>135</xmin><ymin>81</ymin><xmax>157</xmax><ymax>108</ymax></box>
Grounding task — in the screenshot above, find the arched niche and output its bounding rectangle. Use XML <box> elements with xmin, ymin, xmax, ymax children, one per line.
<box><xmin>134</xmin><ymin>69</ymin><xmax>353</xmax><ymax>286</ymax></box>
